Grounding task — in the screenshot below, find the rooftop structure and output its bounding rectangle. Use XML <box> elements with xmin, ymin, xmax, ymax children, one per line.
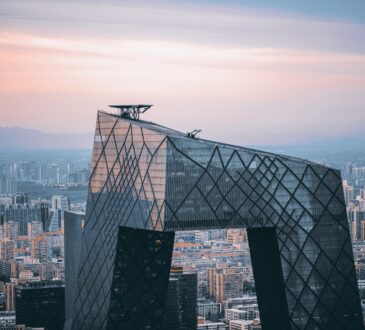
<box><xmin>108</xmin><ymin>104</ymin><xmax>152</xmax><ymax>120</ymax></box>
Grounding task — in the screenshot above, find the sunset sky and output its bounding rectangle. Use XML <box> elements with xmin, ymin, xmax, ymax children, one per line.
<box><xmin>1</xmin><ymin>0</ymin><xmax>365</xmax><ymax>145</ymax></box>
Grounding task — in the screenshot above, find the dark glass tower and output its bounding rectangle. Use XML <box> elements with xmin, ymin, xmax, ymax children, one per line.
<box><xmin>15</xmin><ymin>281</ymin><xmax>65</xmax><ymax>330</ymax></box>
<box><xmin>64</xmin><ymin>211</ymin><xmax>83</xmax><ymax>330</ymax></box>
<box><xmin>70</xmin><ymin>109</ymin><xmax>364</xmax><ymax>330</ymax></box>
<box><xmin>170</xmin><ymin>267</ymin><xmax>198</xmax><ymax>330</ymax></box>
<box><xmin>163</xmin><ymin>278</ymin><xmax>179</xmax><ymax>328</ymax></box>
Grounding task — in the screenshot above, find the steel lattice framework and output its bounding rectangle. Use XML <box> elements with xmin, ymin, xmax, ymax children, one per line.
<box><xmin>70</xmin><ymin>111</ymin><xmax>364</xmax><ymax>330</ymax></box>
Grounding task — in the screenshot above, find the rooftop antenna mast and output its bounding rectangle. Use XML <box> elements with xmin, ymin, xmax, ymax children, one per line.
<box><xmin>108</xmin><ymin>104</ymin><xmax>153</xmax><ymax>120</ymax></box>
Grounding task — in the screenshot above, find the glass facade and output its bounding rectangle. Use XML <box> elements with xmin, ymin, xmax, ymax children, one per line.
<box><xmin>70</xmin><ymin>111</ymin><xmax>364</xmax><ymax>329</ymax></box>
<box><xmin>16</xmin><ymin>281</ymin><xmax>65</xmax><ymax>330</ymax></box>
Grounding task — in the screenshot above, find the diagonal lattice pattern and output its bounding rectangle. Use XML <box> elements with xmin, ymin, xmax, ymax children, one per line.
<box><xmin>70</xmin><ymin>111</ymin><xmax>364</xmax><ymax>330</ymax></box>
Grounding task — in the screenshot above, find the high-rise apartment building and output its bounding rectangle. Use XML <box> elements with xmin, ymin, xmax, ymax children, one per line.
<box><xmin>0</xmin><ymin>202</ymin><xmax>44</xmax><ymax>236</ymax></box>
<box><xmin>5</xmin><ymin>283</ymin><xmax>15</xmax><ymax>311</ymax></box>
<box><xmin>68</xmin><ymin>107</ymin><xmax>364</xmax><ymax>330</ymax></box>
<box><xmin>30</xmin><ymin>200</ymin><xmax>50</xmax><ymax>231</ymax></box>
<box><xmin>343</xmin><ymin>180</ymin><xmax>354</xmax><ymax>205</ymax></box>
<box><xmin>31</xmin><ymin>237</ymin><xmax>48</xmax><ymax>263</ymax></box>
<box><xmin>0</xmin><ymin>176</ymin><xmax>17</xmax><ymax>195</ymax></box>
<box><xmin>10</xmin><ymin>261</ymin><xmax>18</xmax><ymax>278</ymax></box>
<box><xmin>208</xmin><ymin>268</ymin><xmax>216</xmax><ymax>299</ymax></box>
<box><xmin>0</xmin><ymin>241</ymin><xmax>15</xmax><ymax>261</ymax></box>
<box><xmin>214</xmin><ymin>268</ymin><xmax>244</xmax><ymax>303</ymax></box>
<box><xmin>3</xmin><ymin>222</ymin><xmax>18</xmax><ymax>241</ymax></box>
<box><xmin>27</xmin><ymin>221</ymin><xmax>42</xmax><ymax>240</ymax></box>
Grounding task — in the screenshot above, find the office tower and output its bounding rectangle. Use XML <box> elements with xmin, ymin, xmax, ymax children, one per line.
<box><xmin>162</xmin><ymin>278</ymin><xmax>179</xmax><ymax>329</ymax></box>
<box><xmin>63</xmin><ymin>211</ymin><xmax>83</xmax><ymax>330</ymax></box>
<box><xmin>70</xmin><ymin>107</ymin><xmax>364</xmax><ymax>329</ymax></box>
<box><xmin>215</xmin><ymin>268</ymin><xmax>244</xmax><ymax>303</ymax></box>
<box><xmin>5</xmin><ymin>283</ymin><xmax>15</xmax><ymax>311</ymax></box>
<box><xmin>0</xmin><ymin>241</ymin><xmax>15</xmax><ymax>261</ymax></box>
<box><xmin>15</xmin><ymin>281</ymin><xmax>65</xmax><ymax>330</ymax></box>
<box><xmin>170</xmin><ymin>267</ymin><xmax>198</xmax><ymax>330</ymax></box>
<box><xmin>37</xmin><ymin>201</ymin><xmax>50</xmax><ymax>231</ymax></box>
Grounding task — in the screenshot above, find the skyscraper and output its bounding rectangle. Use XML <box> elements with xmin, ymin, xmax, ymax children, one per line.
<box><xmin>5</xmin><ymin>283</ymin><xmax>15</xmax><ymax>311</ymax></box>
<box><xmin>69</xmin><ymin>106</ymin><xmax>364</xmax><ymax>330</ymax></box>
<box><xmin>170</xmin><ymin>267</ymin><xmax>198</xmax><ymax>330</ymax></box>
<box><xmin>63</xmin><ymin>211</ymin><xmax>83</xmax><ymax>330</ymax></box>
<box><xmin>49</xmin><ymin>195</ymin><xmax>70</xmax><ymax>231</ymax></box>
<box><xmin>214</xmin><ymin>268</ymin><xmax>244</xmax><ymax>303</ymax></box>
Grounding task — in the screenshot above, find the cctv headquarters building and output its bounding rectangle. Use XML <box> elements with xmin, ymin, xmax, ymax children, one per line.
<box><xmin>68</xmin><ymin>106</ymin><xmax>364</xmax><ymax>330</ymax></box>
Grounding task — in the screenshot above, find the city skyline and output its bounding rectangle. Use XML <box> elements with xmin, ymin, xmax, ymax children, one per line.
<box><xmin>1</xmin><ymin>0</ymin><xmax>365</xmax><ymax>145</ymax></box>
<box><xmin>1</xmin><ymin>111</ymin><xmax>365</xmax><ymax>329</ymax></box>
<box><xmin>1</xmin><ymin>1</ymin><xmax>365</xmax><ymax>329</ymax></box>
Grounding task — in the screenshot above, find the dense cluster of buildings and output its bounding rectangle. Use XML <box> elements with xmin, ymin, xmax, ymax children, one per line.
<box><xmin>167</xmin><ymin>229</ymin><xmax>260</xmax><ymax>329</ymax></box>
<box><xmin>0</xmin><ymin>188</ymin><xmax>261</xmax><ymax>329</ymax></box>
<box><xmin>343</xmin><ymin>164</ymin><xmax>365</xmax><ymax>305</ymax></box>
<box><xmin>0</xmin><ymin>160</ymin><xmax>89</xmax><ymax>194</ymax></box>
<box><xmin>0</xmin><ymin>153</ymin><xmax>364</xmax><ymax>328</ymax></box>
<box><xmin>0</xmin><ymin>193</ymin><xmax>79</xmax><ymax>329</ymax></box>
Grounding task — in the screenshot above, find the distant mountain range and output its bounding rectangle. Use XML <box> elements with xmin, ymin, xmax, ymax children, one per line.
<box><xmin>0</xmin><ymin>127</ymin><xmax>94</xmax><ymax>150</ymax></box>
<box><xmin>0</xmin><ymin>126</ymin><xmax>364</xmax><ymax>151</ymax></box>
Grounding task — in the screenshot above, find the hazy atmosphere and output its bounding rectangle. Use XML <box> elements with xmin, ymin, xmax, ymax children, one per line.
<box><xmin>1</xmin><ymin>0</ymin><xmax>365</xmax><ymax>145</ymax></box>
<box><xmin>2</xmin><ymin>2</ymin><xmax>365</xmax><ymax>330</ymax></box>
